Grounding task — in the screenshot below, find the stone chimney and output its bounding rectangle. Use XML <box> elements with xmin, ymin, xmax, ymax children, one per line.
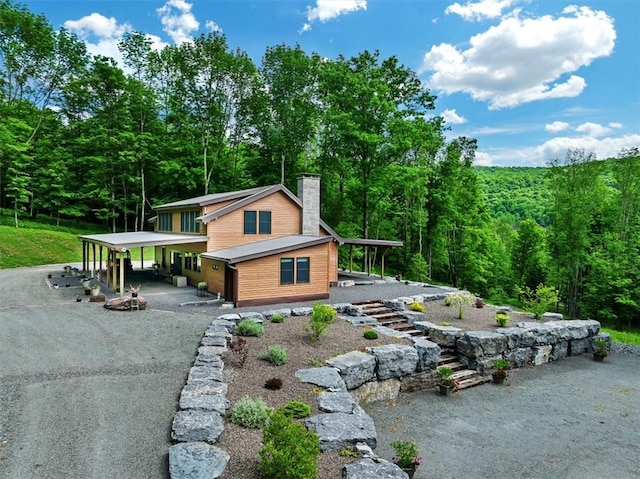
<box><xmin>297</xmin><ymin>175</ymin><xmax>320</xmax><ymax>236</ymax></box>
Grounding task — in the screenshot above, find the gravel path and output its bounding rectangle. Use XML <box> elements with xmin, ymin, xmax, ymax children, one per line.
<box><xmin>1</xmin><ymin>265</ymin><xmax>639</xmax><ymax>479</ymax></box>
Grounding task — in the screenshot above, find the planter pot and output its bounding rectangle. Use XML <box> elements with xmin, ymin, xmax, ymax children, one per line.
<box><xmin>81</xmin><ymin>280</ymin><xmax>91</xmax><ymax>288</ymax></box>
<box><xmin>91</xmin><ymin>288</ymin><xmax>101</xmax><ymax>297</ymax></box>
<box><xmin>492</xmin><ymin>373</ymin><xmax>506</xmax><ymax>384</ymax></box>
<box><xmin>593</xmin><ymin>353</ymin><xmax>606</xmax><ymax>362</ymax></box>
<box><xmin>439</xmin><ymin>384</ymin><xmax>455</xmax><ymax>396</ymax></box>
<box><xmin>401</xmin><ymin>466</ymin><xmax>417</xmax><ymax>478</ymax></box>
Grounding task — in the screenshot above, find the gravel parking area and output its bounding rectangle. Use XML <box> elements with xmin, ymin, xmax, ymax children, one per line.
<box><xmin>1</xmin><ymin>265</ymin><xmax>639</xmax><ymax>479</ymax></box>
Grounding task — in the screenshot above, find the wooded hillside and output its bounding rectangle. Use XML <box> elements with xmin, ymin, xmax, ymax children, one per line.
<box><xmin>1</xmin><ymin>1</ymin><xmax>638</xmax><ymax>328</ymax></box>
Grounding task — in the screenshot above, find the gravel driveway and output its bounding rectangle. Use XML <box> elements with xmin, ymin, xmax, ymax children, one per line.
<box><xmin>1</xmin><ymin>265</ymin><xmax>639</xmax><ymax>479</ymax></box>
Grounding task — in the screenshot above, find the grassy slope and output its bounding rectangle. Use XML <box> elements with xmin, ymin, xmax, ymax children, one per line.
<box><xmin>0</xmin><ymin>226</ymin><xmax>83</xmax><ymax>269</ymax></box>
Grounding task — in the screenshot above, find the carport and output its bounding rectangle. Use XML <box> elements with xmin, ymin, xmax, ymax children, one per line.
<box><xmin>340</xmin><ymin>238</ymin><xmax>403</xmax><ymax>278</ymax></box>
<box><xmin>78</xmin><ymin>232</ymin><xmax>207</xmax><ymax>297</ymax></box>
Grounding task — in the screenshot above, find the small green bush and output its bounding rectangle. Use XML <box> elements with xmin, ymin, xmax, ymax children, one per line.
<box><xmin>303</xmin><ymin>303</ymin><xmax>336</xmax><ymax>342</ymax></box>
<box><xmin>279</xmin><ymin>400</ymin><xmax>312</xmax><ymax>419</ymax></box>
<box><xmin>409</xmin><ymin>301</ymin><xmax>425</xmax><ymax>312</ymax></box>
<box><xmin>363</xmin><ymin>330</ymin><xmax>379</xmax><ymax>340</ymax></box>
<box><xmin>260</xmin><ymin>410</ymin><xmax>320</xmax><ymax>479</ymax></box>
<box><xmin>236</xmin><ymin>319</ymin><xmax>264</xmax><ymax>337</ymax></box>
<box><xmin>495</xmin><ymin>311</ymin><xmax>510</xmax><ymax>327</ymax></box>
<box><xmin>445</xmin><ymin>291</ymin><xmax>475</xmax><ymax>319</ymax></box>
<box><xmin>271</xmin><ymin>314</ymin><xmax>286</xmax><ymax>323</ymax></box>
<box><xmin>307</xmin><ymin>357</ymin><xmax>324</xmax><ymax>367</ymax></box>
<box><xmin>259</xmin><ymin>345</ymin><xmax>289</xmax><ymax>366</ymax></box>
<box><xmin>229</xmin><ymin>396</ymin><xmax>272</xmax><ymax>429</ymax></box>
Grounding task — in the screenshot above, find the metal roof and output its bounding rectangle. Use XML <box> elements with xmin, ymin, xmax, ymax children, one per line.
<box><xmin>340</xmin><ymin>238</ymin><xmax>404</xmax><ymax>248</ymax></box>
<box><xmin>78</xmin><ymin>231</ymin><xmax>207</xmax><ymax>250</ymax></box>
<box><xmin>153</xmin><ymin>186</ymin><xmax>271</xmax><ymax>210</ymax></box>
<box><xmin>202</xmin><ymin>235</ymin><xmax>334</xmax><ymax>264</ymax></box>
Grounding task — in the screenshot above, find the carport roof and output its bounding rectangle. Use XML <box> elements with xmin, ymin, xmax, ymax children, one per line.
<box><xmin>78</xmin><ymin>232</ymin><xmax>207</xmax><ymax>250</ymax></box>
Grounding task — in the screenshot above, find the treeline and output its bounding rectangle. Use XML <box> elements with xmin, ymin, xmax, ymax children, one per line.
<box><xmin>1</xmin><ymin>1</ymin><xmax>639</xmax><ymax>328</ymax></box>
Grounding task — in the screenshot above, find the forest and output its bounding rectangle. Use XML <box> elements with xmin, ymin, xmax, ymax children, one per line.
<box><xmin>1</xmin><ymin>0</ymin><xmax>639</xmax><ymax>329</ymax></box>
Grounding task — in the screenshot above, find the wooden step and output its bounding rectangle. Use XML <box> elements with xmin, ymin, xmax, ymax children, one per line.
<box><xmin>456</xmin><ymin>376</ymin><xmax>491</xmax><ymax>390</ymax></box>
<box><xmin>369</xmin><ymin>311</ymin><xmax>403</xmax><ymax>319</ymax></box>
<box><xmin>451</xmin><ymin>370</ymin><xmax>478</xmax><ymax>380</ymax></box>
<box><xmin>352</xmin><ymin>300</ymin><xmax>384</xmax><ymax>306</ymax></box>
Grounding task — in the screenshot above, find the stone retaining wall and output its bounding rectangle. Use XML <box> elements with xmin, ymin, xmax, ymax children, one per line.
<box><xmin>168</xmin><ymin>295</ymin><xmax>608</xmax><ymax>479</ymax></box>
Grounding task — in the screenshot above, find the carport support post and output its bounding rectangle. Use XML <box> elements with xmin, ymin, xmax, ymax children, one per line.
<box><xmin>119</xmin><ymin>250</ymin><xmax>125</xmax><ymax>298</ymax></box>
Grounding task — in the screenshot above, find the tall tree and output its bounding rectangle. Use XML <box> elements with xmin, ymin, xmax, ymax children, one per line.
<box><xmin>547</xmin><ymin>149</ymin><xmax>606</xmax><ymax>318</ymax></box>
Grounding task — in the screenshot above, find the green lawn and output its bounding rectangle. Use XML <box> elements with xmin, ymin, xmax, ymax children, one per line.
<box><xmin>0</xmin><ymin>226</ymin><xmax>83</xmax><ymax>269</ymax></box>
<box><xmin>602</xmin><ymin>328</ymin><xmax>640</xmax><ymax>346</ymax></box>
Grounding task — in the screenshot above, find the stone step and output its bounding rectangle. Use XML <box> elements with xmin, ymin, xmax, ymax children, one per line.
<box><xmin>450</xmin><ymin>369</ymin><xmax>478</xmax><ymax>380</ymax></box>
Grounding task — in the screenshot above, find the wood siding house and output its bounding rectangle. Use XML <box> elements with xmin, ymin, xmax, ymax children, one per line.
<box><xmin>78</xmin><ymin>176</ymin><xmax>400</xmax><ymax>306</ymax></box>
<box><xmin>151</xmin><ymin>176</ymin><xmax>341</xmax><ymax>306</ymax></box>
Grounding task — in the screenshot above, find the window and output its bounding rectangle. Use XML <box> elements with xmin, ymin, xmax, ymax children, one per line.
<box><xmin>296</xmin><ymin>257</ymin><xmax>310</xmax><ymax>283</ymax></box>
<box><xmin>158</xmin><ymin>213</ymin><xmax>172</xmax><ymax>231</ymax></box>
<box><xmin>280</xmin><ymin>258</ymin><xmax>294</xmax><ymax>284</ymax></box>
<box><xmin>244</xmin><ymin>210</ymin><xmax>257</xmax><ymax>234</ymax></box>
<box><xmin>280</xmin><ymin>257</ymin><xmax>310</xmax><ymax>285</ymax></box>
<box><xmin>180</xmin><ymin>211</ymin><xmax>198</xmax><ymax>233</ymax></box>
<box><xmin>259</xmin><ymin>211</ymin><xmax>272</xmax><ymax>234</ymax></box>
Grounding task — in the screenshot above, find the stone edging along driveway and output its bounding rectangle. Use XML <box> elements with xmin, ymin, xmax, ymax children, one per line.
<box><xmin>168</xmin><ymin>294</ymin><xmax>612</xmax><ymax>479</ymax></box>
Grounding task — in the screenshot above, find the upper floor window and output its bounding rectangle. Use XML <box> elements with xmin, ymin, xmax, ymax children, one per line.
<box><xmin>244</xmin><ymin>210</ymin><xmax>272</xmax><ymax>235</ymax></box>
<box><xmin>244</xmin><ymin>210</ymin><xmax>257</xmax><ymax>234</ymax></box>
<box><xmin>158</xmin><ymin>213</ymin><xmax>172</xmax><ymax>231</ymax></box>
<box><xmin>259</xmin><ymin>211</ymin><xmax>272</xmax><ymax>234</ymax></box>
<box><xmin>180</xmin><ymin>211</ymin><xmax>198</xmax><ymax>233</ymax></box>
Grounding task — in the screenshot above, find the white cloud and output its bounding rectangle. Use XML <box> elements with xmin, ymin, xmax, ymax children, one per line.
<box><xmin>445</xmin><ymin>0</ymin><xmax>519</xmax><ymax>21</ymax></box>
<box><xmin>422</xmin><ymin>6</ymin><xmax>616</xmax><ymax>109</ymax></box>
<box><xmin>477</xmin><ymin>134</ymin><xmax>640</xmax><ymax>166</ymax></box>
<box><xmin>545</xmin><ymin>121</ymin><xmax>570</xmax><ymax>133</ymax></box>
<box><xmin>609</xmin><ymin>122</ymin><xmax>623</xmax><ymax>129</ymax></box>
<box><xmin>157</xmin><ymin>0</ymin><xmax>199</xmax><ymax>45</ymax></box>
<box><xmin>575</xmin><ymin>122</ymin><xmax>611</xmax><ymax>137</ymax></box>
<box><xmin>205</xmin><ymin>20</ymin><xmax>222</xmax><ymax>33</ymax></box>
<box><xmin>64</xmin><ymin>13</ymin><xmax>132</xmax><ymax>63</ymax></box>
<box><xmin>301</xmin><ymin>0</ymin><xmax>366</xmax><ymax>33</ymax></box>
<box><xmin>441</xmin><ymin>109</ymin><xmax>467</xmax><ymax>124</ymax></box>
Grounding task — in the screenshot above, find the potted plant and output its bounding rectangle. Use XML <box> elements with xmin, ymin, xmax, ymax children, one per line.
<box><xmin>391</xmin><ymin>439</ymin><xmax>422</xmax><ymax>478</ymax></box>
<box><xmin>90</xmin><ymin>284</ymin><xmax>101</xmax><ymax>297</ymax></box>
<box><xmin>197</xmin><ymin>281</ymin><xmax>208</xmax><ymax>296</ymax></box>
<box><xmin>80</xmin><ymin>277</ymin><xmax>92</xmax><ymax>289</ymax></box>
<box><xmin>437</xmin><ymin>366</ymin><xmax>458</xmax><ymax>396</ymax></box>
<box><xmin>592</xmin><ymin>339</ymin><xmax>609</xmax><ymax>362</ymax></box>
<box><xmin>492</xmin><ymin>358</ymin><xmax>510</xmax><ymax>384</ymax></box>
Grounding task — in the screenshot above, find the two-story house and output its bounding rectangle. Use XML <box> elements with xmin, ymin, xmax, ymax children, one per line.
<box><xmin>78</xmin><ymin>176</ymin><xmax>401</xmax><ymax>307</ymax></box>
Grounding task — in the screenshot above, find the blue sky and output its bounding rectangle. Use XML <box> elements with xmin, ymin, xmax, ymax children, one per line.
<box><xmin>21</xmin><ymin>0</ymin><xmax>640</xmax><ymax>167</ymax></box>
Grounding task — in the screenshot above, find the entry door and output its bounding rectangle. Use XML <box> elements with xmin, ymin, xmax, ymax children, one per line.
<box><xmin>224</xmin><ymin>265</ymin><xmax>235</xmax><ymax>302</ymax></box>
<box><xmin>172</xmin><ymin>252</ymin><xmax>182</xmax><ymax>275</ymax></box>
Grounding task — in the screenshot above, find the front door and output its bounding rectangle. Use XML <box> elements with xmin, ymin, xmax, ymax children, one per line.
<box><xmin>224</xmin><ymin>265</ymin><xmax>235</xmax><ymax>303</ymax></box>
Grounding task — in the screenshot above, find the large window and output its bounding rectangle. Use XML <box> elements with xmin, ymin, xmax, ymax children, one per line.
<box><xmin>244</xmin><ymin>210</ymin><xmax>257</xmax><ymax>234</ymax></box>
<box><xmin>244</xmin><ymin>210</ymin><xmax>272</xmax><ymax>235</ymax></box>
<box><xmin>158</xmin><ymin>213</ymin><xmax>172</xmax><ymax>231</ymax></box>
<box><xmin>259</xmin><ymin>211</ymin><xmax>272</xmax><ymax>234</ymax></box>
<box><xmin>180</xmin><ymin>211</ymin><xmax>198</xmax><ymax>233</ymax></box>
<box><xmin>280</xmin><ymin>257</ymin><xmax>310</xmax><ymax>285</ymax></box>
<box><xmin>296</xmin><ymin>257</ymin><xmax>310</xmax><ymax>283</ymax></box>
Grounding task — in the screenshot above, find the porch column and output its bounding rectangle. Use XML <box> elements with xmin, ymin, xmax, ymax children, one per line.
<box><xmin>119</xmin><ymin>250</ymin><xmax>125</xmax><ymax>298</ymax></box>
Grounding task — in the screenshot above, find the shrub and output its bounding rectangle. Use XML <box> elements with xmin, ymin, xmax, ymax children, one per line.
<box><xmin>229</xmin><ymin>396</ymin><xmax>272</xmax><ymax>429</ymax></box>
<box><xmin>495</xmin><ymin>311</ymin><xmax>510</xmax><ymax>327</ymax></box>
<box><xmin>409</xmin><ymin>301</ymin><xmax>425</xmax><ymax>312</ymax></box>
<box><xmin>303</xmin><ymin>303</ymin><xmax>336</xmax><ymax>342</ymax></box>
<box><xmin>279</xmin><ymin>400</ymin><xmax>312</xmax><ymax>419</ymax></box>
<box><xmin>405</xmin><ymin>253</ymin><xmax>428</xmax><ymax>282</ymax></box>
<box><xmin>264</xmin><ymin>377</ymin><xmax>283</xmax><ymax>390</ymax></box>
<box><xmin>236</xmin><ymin>319</ymin><xmax>264</xmax><ymax>337</ymax></box>
<box><xmin>259</xmin><ymin>410</ymin><xmax>320</xmax><ymax>479</ymax></box>
<box><xmin>518</xmin><ymin>284</ymin><xmax>559</xmax><ymax>320</ymax></box>
<box><xmin>259</xmin><ymin>345</ymin><xmax>289</xmax><ymax>366</ymax></box>
<box><xmin>363</xmin><ymin>330</ymin><xmax>379</xmax><ymax>340</ymax></box>
<box><xmin>445</xmin><ymin>291</ymin><xmax>475</xmax><ymax>319</ymax></box>
<box><xmin>229</xmin><ymin>336</ymin><xmax>248</xmax><ymax>368</ymax></box>
<box><xmin>271</xmin><ymin>314</ymin><xmax>286</xmax><ymax>323</ymax></box>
